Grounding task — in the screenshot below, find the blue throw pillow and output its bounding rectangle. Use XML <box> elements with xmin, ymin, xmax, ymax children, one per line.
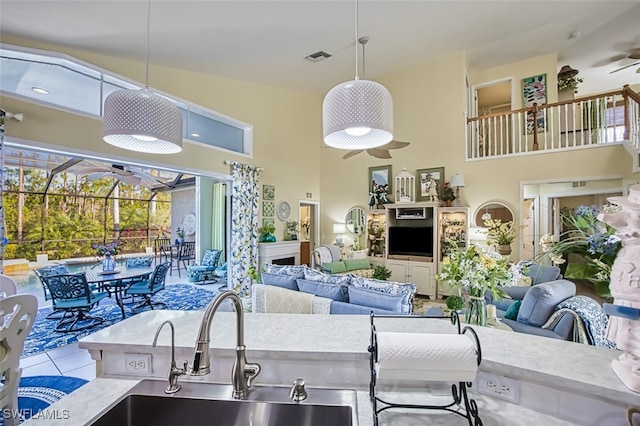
<box><xmin>504</xmin><ymin>300</ymin><xmax>521</xmax><ymax>320</ymax></box>
<box><xmin>260</xmin><ymin>272</ymin><xmax>299</xmax><ymax>291</ymax></box>
<box><xmin>263</xmin><ymin>264</ymin><xmax>307</xmax><ymax>278</ymax></box>
<box><xmin>351</xmin><ymin>276</ymin><xmax>416</xmax><ymax>314</ymax></box>
<box><xmin>296</xmin><ymin>278</ymin><xmax>348</xmax><ymax>302</ymax></box>
<box><xmin>347</xmin><ymin>286</ymin><xmax>403</xmax><ymax>313</ymax></box>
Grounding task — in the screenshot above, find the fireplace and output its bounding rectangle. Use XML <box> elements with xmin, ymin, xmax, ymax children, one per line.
<box><xmin>258</xmin><ymin>241</ymin><xmax>301</xmax><ymax>268</ymax></box>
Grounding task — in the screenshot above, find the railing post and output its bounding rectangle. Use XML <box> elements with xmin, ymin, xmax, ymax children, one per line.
<box><xmin>532</xmin><ymin>103</ymin><xmax>539</xmax><ymax>150</ymax></box>
<box><xmin>623</xmin><ymin>85</ymin><xmax>631</xmax><ymax>141</ymax></box>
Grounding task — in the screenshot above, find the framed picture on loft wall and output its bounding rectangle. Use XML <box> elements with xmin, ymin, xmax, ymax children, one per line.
<box><xmin>416</xmin><ymin>167</ymin><xmax>445</xmax><ymax>202</ymax></box>
<box><xmin>369</xmin><ymin>165</ymin><xmax>393</xmax><ymax>201</ymax></box>
<box><xmin>521</xmin><ymin>74</ymin><xmax>547</xmax><ymax>134</ymax></box>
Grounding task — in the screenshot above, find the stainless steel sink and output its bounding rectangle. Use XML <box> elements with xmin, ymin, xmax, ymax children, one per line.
<box><xmin>88</xmin><ymin>379</ymin><xmax>358</xmax><ymax>426</ymax></box>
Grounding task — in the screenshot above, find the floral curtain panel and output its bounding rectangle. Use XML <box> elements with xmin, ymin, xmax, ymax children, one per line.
<box><xmin>230</xmin><ymin>162</ymin><xmax>260</xmax><ymax>295</ymax></box>
<box><xmin>0</xmin><ymin>110</ymin><xmax>5</xmax><ymax>274</ymax></box>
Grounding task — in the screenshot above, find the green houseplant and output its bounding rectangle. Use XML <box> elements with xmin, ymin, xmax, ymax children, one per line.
<box><xmin>372</xmin><ymin>265</ymin><xmax>392</xmax><ymax>281</ymax></box>
<box><xmin>259</xmin><ymin>222</ymin><xmax>276</xmax><ymax>242</ymax></box>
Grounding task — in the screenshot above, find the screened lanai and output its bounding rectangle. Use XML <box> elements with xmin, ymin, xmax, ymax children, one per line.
<box><xmin>1</xmin><ymin>145</ymin><xmax>196</xmax><ymax>263</ymax></box>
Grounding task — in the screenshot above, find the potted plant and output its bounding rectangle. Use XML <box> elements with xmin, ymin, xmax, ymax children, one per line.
<box><xmin>285</xmin><ymin>220</ymin><xmax>299</xmax><ymax>241</ymax></box>
<box><xmin>176</xmin><ymin>227</ymin><xmax>186</xmax><ymax>244</ymax></box>
<box><xmin>372</xmin><ymin>265</ymin><xmax>392</xmax><ymax>281</ymax></box>
<box><xmin>441</xmin><ymin>182</ymin><xmax>456</xmax><ymax>207</ymax></box>
<box><xmin>483</xmin><ymin>218</ymin><xmax>524</xmax><ymax>255</ymax></box>
<box><xmin>259</xmin><ymin>222</ymin><xmax>276</xmax><ymax>242</ymax></box>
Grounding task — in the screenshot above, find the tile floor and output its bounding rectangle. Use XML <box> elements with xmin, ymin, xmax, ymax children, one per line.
<box><xmin>17</xmin><ymin>269</ymin><xmax>225</xmax><ymax>382</ymax></box>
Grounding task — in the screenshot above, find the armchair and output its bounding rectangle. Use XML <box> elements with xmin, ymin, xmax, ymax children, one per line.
<box><xmin>34</xmin><ymin>264</ymin><xmax>70</xmax><ymax>319</ymax></box>
<box><xmin>187</xmin><ymin>249</ymin><xmax>222</xmax><ymax>285</ymax></box>
<box><xmin>496</xmin><ymin>279</ymin><xmax>577</xmax><ymax>340</ymax></box>
<box><xmin>39</xmin><ymin>272</ymin><xmax>109</xmax><ymax>333</ymax></box>
<box><xmin>125</xmin><ymin>262</ymin><xmax>171</xmax><ymax>312</ymax></box>
<box><xmin>311</xmin><ymin>245</ymin><xmax>342</xmax><ymax>271</ymax></box>
<box><xmin>170</xmin><ymin>241</ymin><xmax>196</xmax><ymax>277</ymax></box>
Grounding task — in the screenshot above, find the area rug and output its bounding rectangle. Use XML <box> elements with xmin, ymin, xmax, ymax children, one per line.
<box><xmin>412</xmin><ymin>296</ymin><xmax>447</xmax><ymax>314</ymax></box>
<box><xmin>0</xmin><ymin>376</ymin><xmax>87</xmax><ymax>425</ymax></box>
<box><xmin>22</xmin><ymin>284</ymin><xmax>217</xmax><ymax>358</ymax></box>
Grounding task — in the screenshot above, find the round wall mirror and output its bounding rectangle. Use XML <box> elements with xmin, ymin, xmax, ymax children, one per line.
<box><xmin>474</xmin><ymin>201</ymin><xmax>514</xmax><ymax>227</ymax></box>
<box><xmin>345</xmin><ymin>207</ymin><xmax>366</xmax><ymax>235</ymax></box>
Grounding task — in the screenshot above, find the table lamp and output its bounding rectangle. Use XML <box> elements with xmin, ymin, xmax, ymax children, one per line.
<box><xmin>450</xmin><ymin>174</ymin><xmax>465</xmax><ymax>206</ymax></box>
<box><xmin>333</xmin><ymin>224</ymin><xmax>346</xmax><ymax>246</ymax></box>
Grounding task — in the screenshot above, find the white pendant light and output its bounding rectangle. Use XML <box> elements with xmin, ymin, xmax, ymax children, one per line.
<box><xmin>323</xmin><ymin>0</ymin><xmax>393</xmax><ymax>150</ymax></box>
<box><xmin>102</xmin><ymin>0</ymin><xmax>183</xmax><ymax>154</ymax></box>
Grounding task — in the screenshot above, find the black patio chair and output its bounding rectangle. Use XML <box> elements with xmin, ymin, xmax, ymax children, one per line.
<box><xmin>125</xmin><ymin>262</ymin><xmax>171</xmax><ymax>312</ymax></box>
<box><xmin>39</xmin><ymin>272</ymin><xmax>110</xmax><ymax>333</ymax></box>
<box><xmin>154</xmin><ymin>238</ymin><xmax>172</xmax><ymax>266</ymax></box>
<box><xmin>170</xmin><ymin>241</ymin><xmax>195</xmax><ymax>277</ymax></box>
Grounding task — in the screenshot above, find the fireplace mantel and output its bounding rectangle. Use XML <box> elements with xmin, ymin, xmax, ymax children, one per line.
<box><xmin>258</xmin><ymin>241</ymin><xmax>301</xmax><ymax>267</ymax></box>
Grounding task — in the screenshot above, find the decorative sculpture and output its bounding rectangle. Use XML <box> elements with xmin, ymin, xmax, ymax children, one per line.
<box><xmin>600</xmin><ymin>184</ymin><xmax>640</xmax><ymax>393</ymax></box>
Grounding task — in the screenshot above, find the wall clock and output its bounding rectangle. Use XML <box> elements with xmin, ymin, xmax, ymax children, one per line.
<box><xmin>182</xmin><ymin>213</ymin><xmax>197</xmax><ymax>236</ymax></box>
<box><xmin>276</xmin><ymin>201</ymin><xmax>291</xmax><ymax>221</ymax></box>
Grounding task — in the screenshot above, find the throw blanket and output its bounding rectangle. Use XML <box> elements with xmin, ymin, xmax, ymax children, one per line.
<box><xmin>264</xmin><ymin>285</ymin><xmax>314</xmax><ymax>314</ymax></box>
<box><xmin>314</xmin><ymin>246</ymin><xmax>333</xmax><ymax>267</ymax></box>
<box><xmin>252</xmin><ymin>284</ymin><xmax>331</xmax><ymax>314</ymax></box>
<box><xmin>545</xmin><ymin>295</ymin><xmax>616</xmax><ymax>348</ymax></box>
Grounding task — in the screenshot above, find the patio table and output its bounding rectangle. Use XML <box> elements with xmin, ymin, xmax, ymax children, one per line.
<box><xmin>85</xmin><ymin>268</ymin><xmax>153</xmax><ymax>319</ymax></box>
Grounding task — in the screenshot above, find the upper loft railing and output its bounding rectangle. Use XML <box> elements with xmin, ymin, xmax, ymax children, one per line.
<box><xmin>466</xmin><ymin>85</ymin><xmax>640</xmax><ymax>165</ymax></box>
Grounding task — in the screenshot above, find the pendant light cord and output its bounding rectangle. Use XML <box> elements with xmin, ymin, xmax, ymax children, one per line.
<box><xmin>145</xmin><ymin>0</ymin><xmax>151</xmax><ymax>88</ymax></box>
<box><xmin>354</xmin><ymin>0</ymin><xmax>359</xmax><ymax>81</ymax></box>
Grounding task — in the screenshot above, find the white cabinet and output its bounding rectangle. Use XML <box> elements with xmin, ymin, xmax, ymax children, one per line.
<box><xmin>387</xmin><ymin>260</ymin><xmax>435</xmax><ymax>298</ymax></box>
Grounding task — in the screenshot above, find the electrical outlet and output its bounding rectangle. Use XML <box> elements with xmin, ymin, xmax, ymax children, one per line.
<box><xmin>124</xmin><ymin>353</ymin><xmax>152</xmax><ymax>374</ymax></box>
<box><xmin>476</xmin><ymin>371</ymin><xmax>520</xmax><ymax>403</ymax></box>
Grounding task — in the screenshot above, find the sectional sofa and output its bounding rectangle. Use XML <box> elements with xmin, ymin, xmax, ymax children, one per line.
<box><xmin>251</xmin><ymin>264</ymin><xmax>416</xmax><ymax>315</ymax></box>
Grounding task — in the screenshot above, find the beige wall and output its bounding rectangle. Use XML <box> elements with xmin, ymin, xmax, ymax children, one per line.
<box><xmin>1</xmin><ymin>36</ymin><xmax>639</xmax><ymax>252</ymax></box>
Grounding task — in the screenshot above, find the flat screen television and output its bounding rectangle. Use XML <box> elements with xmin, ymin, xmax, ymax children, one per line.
<box><xmin>388</xmin><ymin>226</ymin><xmax>433</xmax><ymax>257</ymax></box>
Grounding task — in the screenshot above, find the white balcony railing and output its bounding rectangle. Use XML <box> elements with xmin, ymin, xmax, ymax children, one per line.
<box><xmin>466</xmin><ymin>85</ymin><xmax>640</xmax><ymax>165</ymax></box>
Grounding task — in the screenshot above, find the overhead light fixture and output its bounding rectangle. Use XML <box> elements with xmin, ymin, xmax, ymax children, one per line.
<box><xmin>322</xmin><ymin>0</ymin><xmax>393</xmax><ymax>150</ymax></box>
<box><xmin>102</xmin><ymin>0</ymin><xmax>183</xmax><ymax>154</ymax></box>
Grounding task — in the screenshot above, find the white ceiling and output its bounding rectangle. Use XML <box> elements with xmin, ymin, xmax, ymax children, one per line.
<box><xmin>1</xmin><ymin>1</ymin><xmax>639</xmax><ymax>95</ymax></box>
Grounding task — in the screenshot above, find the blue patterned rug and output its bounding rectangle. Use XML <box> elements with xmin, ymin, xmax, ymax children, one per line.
<box><xmin>22</xmin><ymin>284</ymin><xmax>217</xmax><ymax>358</ymax></box>
<box><xmin>0</xmin><ymin>376</ymin><xmax>88</xmax><ymax>425</ymax></box>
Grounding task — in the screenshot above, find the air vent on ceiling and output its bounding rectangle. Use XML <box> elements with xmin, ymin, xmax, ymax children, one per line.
<box><xmin>572</xmin><ymin>181</ymin><xmax>588</xmax><ymax>188</ymax></box>
<box><xmin>304</xmin><ymin>51</ymin><xmax>332</xmax><ymax>63</ymax></box>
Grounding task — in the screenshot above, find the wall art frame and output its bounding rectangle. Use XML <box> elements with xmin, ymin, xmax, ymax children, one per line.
<box><xmin>416</xmin><ymin>167</ymin><xmax>445</xmax><ymax>202</ymax></box>
<box><xmin>521</xmin><ymin>73</ymin><xmax>547</xmax><ymax>134</ymax></box>
<box><xmin>369</xmin><ymin>165</ymin><xmax>392</xmax><ymax>198</ymax></box>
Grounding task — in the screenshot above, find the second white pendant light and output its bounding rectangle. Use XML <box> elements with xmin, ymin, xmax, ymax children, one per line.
<box><xmin>323</xmin><ymin>0</ymin><xmax>394</xmax><ymax>150</ymax></box>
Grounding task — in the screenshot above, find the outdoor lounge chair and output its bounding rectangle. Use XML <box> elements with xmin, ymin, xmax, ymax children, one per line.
<box><xmin>187</xmin><ymin>249</ymin><xmax>222</xmax><ymax>285</ymax></box>
<box><xmin>39</xmin><ymin>272</ymin><xmax>109</xmax><ymax>333</ymax></box>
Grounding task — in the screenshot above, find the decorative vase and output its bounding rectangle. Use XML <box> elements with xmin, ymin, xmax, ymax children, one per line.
<box><xmin>102</xmin><ymin>254</ymin><xmax>116</xmax><ymax>272</ymax></box>
<box><xmin>497</xmin><ymin>244</ymin><xmax>512</xmax><ymax>255</ymax></box>
<box><xmin>465</xmin><ymin>295</ymin><xmax>487</xmax><ymax>326</ymax></box>
<box><xmin>261</xmin><ymin>234</ymin><xmax>276</xmax><ymax>243</ymax></box>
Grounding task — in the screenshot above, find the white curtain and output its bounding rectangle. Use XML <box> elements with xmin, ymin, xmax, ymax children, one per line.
<box><xmin>211</xmin><ymin>182</ymin><xmax>226</xmax><ymax>263</ymax></box>
<box><xmin>229</xmin><ymin>163</ymin><xmax>260</xmax><ymax>295</ymax></box>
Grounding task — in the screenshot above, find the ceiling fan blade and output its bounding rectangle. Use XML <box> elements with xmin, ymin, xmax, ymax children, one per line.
<box><xmin>109</xmin><ymin>166</ymin><xmax>133</xmax><ymax>176</ymax></box>
<box><xmin>119</xmin><ymin>175</ymin><xmax>143</xmax><ymax>186</ymax></box>
<box><xmin>610</xmin><ymin>61</ymin><xmax>640</xmax><ymax>74</ymax></box>
<box><xmin>367</xmin><ymin>149</ymin><xmax>392</xmax><ymax>159</ymax></box>
<box><xmin>87</xmin><ymin>172</ymin><xmax>111</xmax><ymax>181</ymax></box>
<box><xmin>342</xmin><ymin>150</ymin><xmax>363</xmax><ymax>159</ymax></box>
<box><xmin>386</xmin><ymin>140</ymin><xmax>410</xmax><ymax>150</ymax></box>
<box><xmin>629</xmin><ymin>53</ymin><xmax>640</xmax><ymax>60</ymax></box>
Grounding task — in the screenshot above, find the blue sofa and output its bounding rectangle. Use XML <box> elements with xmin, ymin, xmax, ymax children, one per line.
<box><xmin>253</xmin><ymin>264</ymin><xmax>416</xmax><ymax>315</ymax></box>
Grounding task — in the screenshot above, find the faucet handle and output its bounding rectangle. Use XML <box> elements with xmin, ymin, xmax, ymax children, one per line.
<box><xmin>289</xmin><ymin>378</ymin><xmax>307</xmax><ymax>402</ymax></box>
<box><xmin>244</xmin><ymin>362</ymin><xmax>261</xmax><ymax>388</ymax></box>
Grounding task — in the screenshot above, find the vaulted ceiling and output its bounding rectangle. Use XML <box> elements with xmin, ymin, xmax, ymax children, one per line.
<box><xmin>1</xmin><ymin>1</ymin><xmax>639</xmax><ymax>95</ymax></box>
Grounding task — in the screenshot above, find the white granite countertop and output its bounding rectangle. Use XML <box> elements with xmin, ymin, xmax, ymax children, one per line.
<box><xmin>23</xmin><ymin>310</ymin><xmax>638</xmax><ymax>425</ymax></box>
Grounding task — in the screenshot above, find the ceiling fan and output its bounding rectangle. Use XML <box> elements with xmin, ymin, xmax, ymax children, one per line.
<box><xmin>342</xmin><ymin>140</ymin><xmax>410</xmax><ymax>159</ymax></box>
<box><xmin>609</xmin><ymin>51</ymin><xmax>640</xmax><ymax>74</ymax></box>
<box><xmin>84</xmin><ymin>164</ymin><xmax>161</xmax><ymax>188</ymax></box>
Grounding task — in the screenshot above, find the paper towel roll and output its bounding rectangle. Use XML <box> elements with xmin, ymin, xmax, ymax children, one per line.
<box><xmin>376</xmin><ymin>332</ymin><xmax>478</xmax><ymax>382</ymax></box>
